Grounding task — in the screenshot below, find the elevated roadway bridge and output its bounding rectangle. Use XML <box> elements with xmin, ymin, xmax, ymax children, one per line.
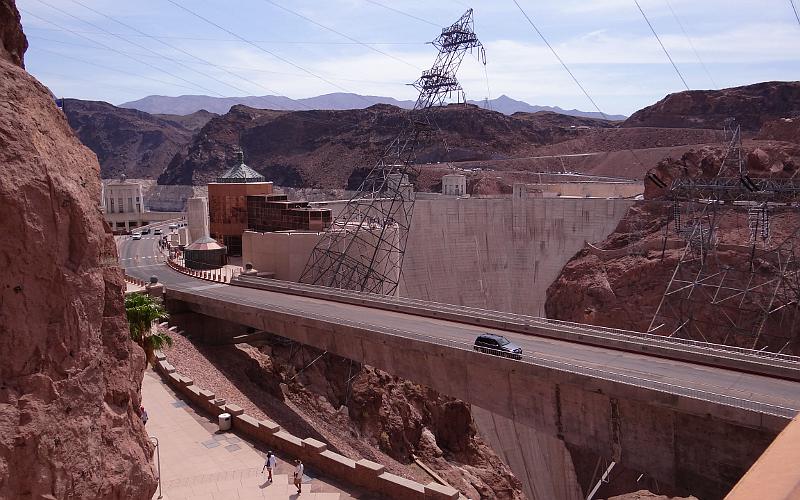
<box><xmin>119</xmin><ymin>232</ymin><xmax>800</xmax><ymax>498</ymax></box>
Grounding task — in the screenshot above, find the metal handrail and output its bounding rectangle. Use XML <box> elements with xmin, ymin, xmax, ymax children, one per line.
<box><xmin>150</xmin><ymin>436</ymin><xmax>162</xmax><ymax>499</ymax></box>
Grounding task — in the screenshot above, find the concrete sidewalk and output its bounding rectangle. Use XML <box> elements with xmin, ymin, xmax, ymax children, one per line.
<box><xmin>142</xmin><ymin>370</ymin><xmax>361</xmax><ymax>500</ymax></box>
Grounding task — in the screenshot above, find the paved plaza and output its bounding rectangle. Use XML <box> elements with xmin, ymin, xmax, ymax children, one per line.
<box><xmin>142</xmin><ymin>370</ymin><xmax>362</xmax><ymax>500</ymax></box>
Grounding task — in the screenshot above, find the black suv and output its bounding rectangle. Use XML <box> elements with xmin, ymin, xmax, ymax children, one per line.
<box><xmin>140</xmin><ymin>228</ymin><xmax>151</xmax><ymax>235</ymax></box>
<box><xmin>473</xmin><ymin>334</ymin><xmax>523</xmax><ymax>360</ymax></box>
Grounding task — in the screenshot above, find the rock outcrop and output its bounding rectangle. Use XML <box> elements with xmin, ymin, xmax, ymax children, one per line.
<box><xmin>606</xmin><ymin>492</ymin><xmax>697</xmax><ymax>500</ymax></box>
<box><xmin>0</xmin><ymin>1</ymin><xmax>156</xmax><ymax>497</ymax></box>
<box><xmin>64</xmin><ymin>98</ymin><xmax>194</xmax><ymax>180</ymax></box>
<box><xmin>546</xmin><ymin>144</ymin><xmax>800</xmax><ymax>350</ymax></box>
<box><xmin>623</xmin><ymin>81</ymin><xmax>800</xmax><ymax>131</ymax></box>
<box><xmin>0</xmin><ymin>0</ymin><xmax>25</xmax><ymax>68</ymax></box>
<box><xmin>157</xmin><ymin>103</ymin><xmax>613</xmax><ymax>187</ymax></box>
<box><xmin>154</xmin><ymin>109</ymin><xmax>217</xmax><ymax>132</ymax></box>
<box><xmin>757</xmin><ymin>116</ymin><xmax>800</xmax><ymax>144</ymax></box>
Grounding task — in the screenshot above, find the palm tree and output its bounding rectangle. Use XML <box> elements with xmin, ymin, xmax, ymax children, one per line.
<box><xmin>125</xmin><ymin>293</ymin><xmax>171</xmax><ymax>364</ymax></box>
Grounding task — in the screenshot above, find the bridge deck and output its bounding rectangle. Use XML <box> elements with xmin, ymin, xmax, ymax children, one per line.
<box><xmin>120</xmin><ymin>235</ymin><xmax>800</xmax><ymax>416</ymax></box>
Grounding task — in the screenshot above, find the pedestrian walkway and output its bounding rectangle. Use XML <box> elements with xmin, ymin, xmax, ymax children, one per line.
<box><xmin>142</xmin><ymin>370</ymin><xmax>360</xmax><ymax>500</ymax></box>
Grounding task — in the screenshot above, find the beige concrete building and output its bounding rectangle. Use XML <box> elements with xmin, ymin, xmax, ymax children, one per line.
<box><xmin>441</xmin><ymin>173</ymin><xmax>467</xmax><ymax>196</ymax></box>
<box><xmin>242</xmin><ymin>222</ymin><xmax>400</xmax><ymax>295</ymax></box>
<box><xmin>186</xmin><ymin>196</ymin><xmax>209</xmax><ymax>244</ymax></box>
<box><xmin>102</xmin><ymin>176</ymin><xmax>182</xmax><ymax>232</ymax></box>
<box><xmin>242</xmin><ymin>230</ymin><xmax>322</xmax><ymax>281</ymax></box>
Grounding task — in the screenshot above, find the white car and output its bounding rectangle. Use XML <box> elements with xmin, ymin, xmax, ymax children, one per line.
<box><xmin>132</xmin><ymin>233</ymin><xmax>142</xmax><ymax>240</ymax></box>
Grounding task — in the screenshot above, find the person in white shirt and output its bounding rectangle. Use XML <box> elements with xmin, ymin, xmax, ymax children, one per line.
<box><xmin>294</xmin><ymin>459</ymin><xmax>304</xmax><ymax>494</ymax></box>
<box><xmin>262</xmin><ymin>451</ymin><xmax>277</xmax><ymax>483</ymax></box>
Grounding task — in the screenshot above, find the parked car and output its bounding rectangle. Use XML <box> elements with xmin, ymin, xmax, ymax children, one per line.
<box><xmin>154</xmin><ymin>228</ymin><xmax>162</xmax><ymax>235</ymax></box>
<box><xmin>473</xmin><ymin>334</ymin><xmax>522</xmax><ymax>359</ymax></box>
<box><xmin>132</xmin><ymin>233</ymin><xmax>142</xmax><ymax>240</ymax></box>
<box><xmin>140</xmin><ymin>228</ymin><xmax>150</xmax><ymax>235</ymax></box>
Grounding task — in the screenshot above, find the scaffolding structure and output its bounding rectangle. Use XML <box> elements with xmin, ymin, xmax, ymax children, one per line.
<box><xmin>299</xmin><ymin>9</ymin><xmax>485</xmax><ymax>295</ymax></box>
<box><xmin>648</xmin><ymin>123</ymin><xmax>800</xmax><ymax>352</ymax></box>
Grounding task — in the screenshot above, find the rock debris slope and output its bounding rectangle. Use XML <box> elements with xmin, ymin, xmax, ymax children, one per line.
<box><xmin>0</xmin><ymin>1</ymin><xmax>157</xmax><ymax>498</ymax></box>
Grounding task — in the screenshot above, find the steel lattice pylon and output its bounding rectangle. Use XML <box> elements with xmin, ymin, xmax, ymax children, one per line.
<box><xmin>299</xmin><ymin>9</ymin><xmax>485</xmax><ymax>295</ymax></box>
<box><xmin>649</xmin><ymin>123</ymin><xmax>800</xmax><ymax>352</ymax></box>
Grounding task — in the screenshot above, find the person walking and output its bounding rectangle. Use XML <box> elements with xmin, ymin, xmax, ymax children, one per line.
<box><xmin>139</xmin><ymin>405</ymin><xmax>148</xmax><ymax>425</ymax></box>
<box><xmin>293</xmin><ymin>459</ymin><xmax>304</xmax><ymax>494</ymax></box>
<box><xmin>262</xmin><ymin>451</ymin><xmax>277</xmax><ymax>483</ymax></box>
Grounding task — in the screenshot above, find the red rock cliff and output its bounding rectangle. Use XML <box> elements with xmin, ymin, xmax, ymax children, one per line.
<box><xmin>623</xmin><ymin>81</ymin><xmax>800</xmax><ymax>131</ymax></box>
<box><xmin>546</xmin><ymin>143</ymin><xmax>800</xmax><ymax>351</ymax></box>
<box><xmin>0</xmin><ymin>1</ymin><xmax>157</xmax><ymax>497</ymax></box>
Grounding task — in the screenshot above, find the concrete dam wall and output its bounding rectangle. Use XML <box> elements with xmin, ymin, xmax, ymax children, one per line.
<box><xmin>401</xmin><ymin>197</ymin><xmax>634</xmax><ymax>316</ymax></box>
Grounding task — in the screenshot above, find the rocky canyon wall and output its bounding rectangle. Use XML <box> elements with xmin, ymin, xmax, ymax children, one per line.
<box><xmin>0</xmin><ymin>1</ymin><xmax>156</xmax><ymax>498</ymax></box>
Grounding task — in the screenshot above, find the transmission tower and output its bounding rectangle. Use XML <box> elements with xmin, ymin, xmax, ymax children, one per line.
<box><xmin>299</xmin><ymin>9</ymin><xmax>485</xmax><ymax>295</ymax></box>
<box><xmin>648</xmin><ymin>121</ymin><xmax>800</xmax><ymax>352</ymax></box>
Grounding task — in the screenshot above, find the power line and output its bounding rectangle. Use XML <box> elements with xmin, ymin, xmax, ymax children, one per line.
<box><xmin>162</xmin><ymin>0</ymin><xmax>368</xmax><ymax>101</ymax></box>
<box><xmin>29</xmin><ymin>35</ymin><xmax>406</xmax><ymax>86</ymax></box>
<box><xmin>362</xmin><ymin>0</ymin><xmax>441</xmax><ymax>28</ymax></box>
<box><xmin>38</xmin><ymin>0</ymin><xmax>372</xmax><ymax>115</ymax></box>
<box><xmin>28</xmin><ymin>26</ymin><xmax>425</xmax><ymax>44</ymax></box>
<box><xmin>30</xmin><ymin>68</ymin><xmax>176</xmax><ymax>99</ymax></box>
<box><xmin>474</xmin><ymin>16</ymin><xmax>492</xmax><ymax>110</ymax></box>
<box><xmin>30</xmin><ymin>35</ymin><xmax>412</xmax><ymax>129</ymax></box>
<box><xmin>790</xmin><ymin>0</ymin><xmax>800</xmax><ymax>26</ymax></box>
<box><xmin>664</xmin><ymin>0</ymin><xmax>717</xmax><ymax>88</ymax></box>
<box><xmin>28</xmin><ymin>45</ymin><xmax>198</xmax><ymax>91</ymax></box>
<box><xmin>67</xmin><ymin>0</ymin><xmax>291</xmax><ymax>99</ymax></box>
<box><xmin>22</xmin><ymin>9</ymin><xmax>225</xmax><ymax>96</ymax></box>
<box><xmin>633</xmin><ymin>0</ymin><xmax>690</xmax><ymax>91</ymax></box>
<box><xmin>510</xmin><ymin>0</ymin><xmax>608</xmax><ymax>120</ymax></box>
<box><xmin>259</xmin><ymin>0</ymin><xmax>420</xmax><ymax>70</ymax></box>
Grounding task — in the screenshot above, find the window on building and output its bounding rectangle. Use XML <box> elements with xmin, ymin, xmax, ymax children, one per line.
<box><xmin>127</xmin><ymin>197</ymin><xmax>133</xmax><ymax>213</ymax></box>
<box><xmin>110</xmin><ymin>199</ymin><xmax>114</xmax><ymax>212</ymax></box>
<box><xmin>117</xmin><ymin>198</ymin><xmax>123</xmax><ymax>213</ymax></box>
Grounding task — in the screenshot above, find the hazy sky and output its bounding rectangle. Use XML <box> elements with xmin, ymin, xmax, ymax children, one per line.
<box><xmin>17</xmin><ymin>0</ymin><xmax>800</xmax><ymax>115</ymax></box>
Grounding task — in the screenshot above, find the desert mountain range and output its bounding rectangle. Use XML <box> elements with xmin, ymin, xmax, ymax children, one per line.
<box><xmin>121</xmin><ymin>92</ymin><xmax>628</xmax><ymax>120</ymax></box>
<box><xmin>65</xmin><ymin>81</ymin><xmax>800</xmax><ymax>193</ymax></box>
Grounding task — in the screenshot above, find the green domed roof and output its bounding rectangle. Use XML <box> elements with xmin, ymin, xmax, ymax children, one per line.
<box><xmin>216</xmin><ymin>150</ymin><xmax>265</xmax><ymax>183</ymax></box>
